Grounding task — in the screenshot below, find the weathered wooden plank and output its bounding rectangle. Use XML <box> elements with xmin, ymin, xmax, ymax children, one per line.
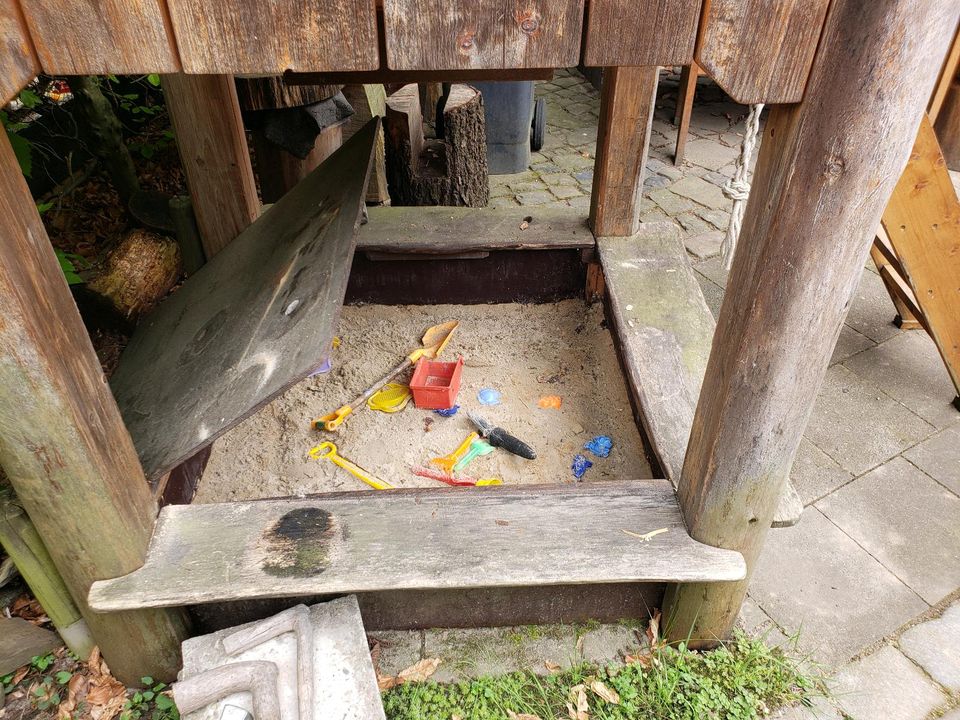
<box><xmin>583</xmin><ymin>0</ymin><xmax>701</xmax><ymax>67</ymax></box>
<box><xmin>287</xmin><ymin>68</ymin><xmax>554</xmax><ymax>85</ymax></box>
<box><xmin>357</xmin><ymin>206</ymin><xmax>593</xmax><ymax>253</ymax></box>
<box><xmin>695</xmin><ymin>0</ymin><xmax>831</xmax><ymax>104</ymax></box>
<box><xmin>599</xmin><ymin>224</ymin><xmax>801</xmax><ymax>528</ymax></box>
<box><xmin>0</xmin><ymin>617</ymin><xmax>59</xmax><ymax>676</ymax></box>
<box><xmin>89</xmin><ymin>481</ymin><xmax>745</xmax><ymax>611</ymax></box>
<box><xmin>19</xmin><ymin>0</ymin><xmax>178</xmax><ymax>74</ymax></box>
<box><xmin>109</xmin><ymin>120</ymin><xmax>378</xmax><ymax>482</ymax></box>
<box><xmin>882</xmin><ymin>114</ymin><xmax>960</xmax><ymax>399</ymax></box>
<box><xmin>590</xmin><ymin>66</ymin><xmax>658</xmax><ymax>237</ymax></box>
<box><xmin>383</xmin><ymin>0</ymin><xmax>583</xmax><ymax>70</ymax></box>
<box><xmin>166</xmin><ymin>0</ymin><xmax>377</xmax><ymax>74</ymax></box>
<box><xmin>664</xmin><ymin>0</ymin><xmax>960</xmax><ymax>645</ymax></box>
<box><xmin>0</xmin><ymin>0</ymin><xmax>38</xmax><ymax>105</ymax></box>
<box><xmin>0</xmin><ymin>131</ymin><xmax>187</xmax><ymax>682</ymax></box>
<box><xmin>162</xmin><ymin>74</ymin><xmax>260</xmax><ymax>259</ymax></box>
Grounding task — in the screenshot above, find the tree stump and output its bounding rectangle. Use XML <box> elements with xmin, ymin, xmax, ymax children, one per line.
<box><xmin>384</xmin><ymin>84</ymin><xmax>488</xmax><ymax>207</ymax></box>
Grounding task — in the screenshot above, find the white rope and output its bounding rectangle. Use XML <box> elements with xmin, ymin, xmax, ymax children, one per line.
<box><xmin>720</xmin><ymin>103</ymin><xmax>764</xmax><ymax>270</ymax></box>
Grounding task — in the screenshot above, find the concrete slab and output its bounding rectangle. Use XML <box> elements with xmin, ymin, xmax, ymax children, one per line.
<box><xmin>685</xmin><ymin>230</ymin><xmax>723</xmax><ymax>259</ymax></box>
<box><xmin>683</xmin><ymin>137</ymin><xmax>741</xmax><ymax>171</ymax></box>
<box><xmin>695</xmin><ymin>272</ymin><xmax>724</xmax><ymax>319</ymax></box>
<box><xmin>843</xmin><ymin>332</ymin><xmax>959</xmax><ymax>429</ymax></box>
<box><xmin>737</xmin><ymin>595</ymin><xmax>789</xmax><ymax>647</ymax></box>
<box><xmin>833</xmin><ymin>645</ymin><xmax>947</xmax><ymax>720</ymax></box>
<box><xmin>830</xmin><ymin>325</ymin><xmax>874</xmax><ymax>366</ymax></box>
<box><xmin>749</xmin><ymin>509</ymin><xmax>928</xmax><ymax>666</ymax></box>
<box><xmin>670</xmin><ymin>175</ymin><xmax>729</xmax><ymax>210</ymax></box>
<box><xmin>579</xmin><ymin>624</ymin><xmax>643</xmax><ymax>665</ymax></box>
<box><xmin>789</xmin><ymin>438</ymin><xmax>853</xmax><ymax>505</ymax></box>
<box><xmin>817</xmin><ymin>457</ymin><xmax>960</xmax><ymax>604</ymax></box>
<box><xmin>367</xmin><ymin>630</ymin><xmax>421</xmax><ymax>676</ymax></box>
<box><xmin>693</xmin><ymin>254</ymin><xmax>728</xmax><ymax>288</ymax></box>
<box><xmin>899</xmin><ymin>603</ymin><xmax>960</xmax><ymax>691</ymax></box>
<box><xmin>844</xmin><ymin>269</ymin><xmax>902</xmax><ymax>343</ymax></box>
<box><xmin>904</xmin><ymin>424</ymin><xmax>960</xmax><ymax>496</ymax></box>
<box><xmin>772</xmin><ymin>697</ymin><xmax>842</xmax><ymax>719</ymax></box>
<box><xmin>423</xmin><ymin>627</ymin><xmax>522</xmax><ymax>681</ymax></box>
<box><xmin>804</xmin><ymin>365</ymin><xmax>935</xmax><ymax>476</ymax></box>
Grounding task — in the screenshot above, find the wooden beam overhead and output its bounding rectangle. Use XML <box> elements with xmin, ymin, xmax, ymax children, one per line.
<box><xmin>0</xmin><ymin>0</ymin><xmax>39</xmax><ymax>105</ymax></box>
<box><xmin>583</xmin><ymin>0</ymin><xmax>701</xmax><ymax>67</ymax></box>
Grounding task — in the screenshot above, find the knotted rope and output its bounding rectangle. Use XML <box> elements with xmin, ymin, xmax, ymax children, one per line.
<box><xmin>720</xmin><ymin>103</ymin><xmax>764</xmax><ymax>270</ymax></box>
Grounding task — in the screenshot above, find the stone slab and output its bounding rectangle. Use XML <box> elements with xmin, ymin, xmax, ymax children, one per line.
<box><xmin>899</xmin><ymin>603</ymin><xmax>960</xmax><ymax>690</ymax></box>
<box><xmin>737</xmin><ymin>596</ymin><xmax>789</xmax><ymax>648</ymax></box>
<box><xmin>833</xmin><ymin>646</ymin><xmax>946</xmax><ymax>720</ymax></box>
<box><xmin>179</xmin><ymin>597</ymin><xmax>384</xmax><ymax>720</ymax></box>
<box><xmin>904</xmin><ymin>424</ymin><xmax>960</xmax><ymax>496</ymax></box>
<box><xmin>804</xmin><ymin>365</ymin><xmax>935</xmax><ymax>476</ymax></box>
<box><xmin>579</xmin><ymin>624</ymin><xmax>643</xmax><ymax>665</ymax></box>
<box><xmin>844</xmin><ymin>268</ymin><xmax>903</xmax><ymax>343</ymax></box>
<box><xmin>649</xmin><ymin>188</ymin><xmax>696</xmax><ymax>215</ymax></box>
<box><xmin>669</xmin><ymin>175</ymin><xmax>729</xmax><ymax>210</ymax></box>
<box><xmin>789</xmin><ymin>438</ymin><xmax>853</xmax><ymax>505</ymax></box>
<box><xmin>749</xmin><ymin>509</ymin><xmax>928</xmax><ymax>666</ymax></box>
<box><xmin>830</xmin><ymin>326</ymin><xmax>875</xmax><ymax>366</ymax></box>
<box><xmin>843</xmin><ymin>332</ymin><xmax>960</xmax><ymax>429</ymax></box>
<box><xmin>685</xmin><ymin>230</ymin><xmax>723</xmax><ymax>260</ymax></box>
<box><xmin>367</xmin><ymin>630</ymin><xmax>422</xmax><ymax>676</ymax></box>
<box><xmin>682</xmin><ymin>138</ymin><xmax>741</xmax><ymax>171</ymax></box>
<box><xmin>817</xmin><ymin>457</ymin><xmax>960</xmax><ymax>604</ymax></box>
<box><xmin>695</xmin><ymin>272</ymin><xmax>724</xmax><ymax>319</ymax></box>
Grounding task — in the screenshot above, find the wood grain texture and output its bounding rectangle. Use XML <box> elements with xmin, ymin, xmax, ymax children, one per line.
<box><xmin>0</xmin><ymin>132</ymin><xmax>187</xmax><ymax>683</ymax></box>
<box><xmin>590</xmin><ymin>66</ymin><xmax>658</xmax><ymax>237</ymax></box>
<box><xmin>109</xmin><ymin>120</ymin><xmax>378</xmax><ymax>482</ymax></box>
<box><xmin>19</xmin><ymin>0</ymin><xmax>178</xmax><ymax>74</ymax></box>
<box><xmin>934</xmin><ymin>79</ymin><xmax>960</xmax><ymax>169</ymax></box>
<box><xmin>358</xmin><ymin>206</ymin><xmax>593</xmax><ymax>253</ymax></box>
<box><xmin>384</xmin><ymin>0</ymin><xmax>583</xmax><ymax>70</ymax></box>
<box><xmin>0</xmin><ymin>617</ymin><xmax>59</xmax><ymax>676</ymax></box>
<box><xmin>166</xmin><ymin>0</ymin><xmax>378</xmax><ymax>74</ymax></box>
<box><xmin>882</xmin><ymin>114</ymin><xmax>960</xmax><ymax>397</ymax></box>
<box><xmin>871</xmin><ymin>228</ymin><xmax>924</xmax><ymax>330</ymax></box>
<box><xmin>673</xmin><ymin>63</ymin><xmax>701</xmax><ymax>166</ymax></box>
<box><xmin>664</xmin><ymin>0</ymin><xmax>960</xmax><ymax>646</ymax></box>
<box><xmin>0</xmin><ymin>0</ymin><xmax>38</xmax><ymax>105</ymax></box>
<box><xmin>341</xmin><ymin>84</ymin><xmax>389</xmax><ymax>204</ymax></box>
<box><xmin>163</xmin><ymin>74</ymin><xmax>260</xmax><ymax>258</ymax></box>
<box><xmin>930</xmin><ymin>24</ymin><xmax>960</xmax><ymax>122</ymax></box>
<box><xmin>695</xmin><ymin>0</ymin><xmax>831</xmax><ymax>104</ymax></box>
<box><xmin>235</xmin><ymin>77</ymin><xmax>342</xmax><ymax>111</ymax></box>
<box><xmin>88</xmin><ymin>481</ymin><xmax>745</xmax><ymax>610</ymax></box>
<box><xmin>583</xmin><ymin>0</ymin><xmax>701</xmax><ymax>66</ymax></box>
<box><xmin>599</xmin><ymin>224</ymin><xmax>801</xmax><ymax>527</ymax></box>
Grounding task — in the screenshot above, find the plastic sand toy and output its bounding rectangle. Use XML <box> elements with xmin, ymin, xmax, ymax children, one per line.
<box><xmin>571</xmin><ymin>453</ymin><xmax>593</xmax><ymax>479</ymax></box>
<box><xmin>410</xmin><ymin>357</ymin><xmax>464</xmax><ymax>409</ymax></box>
<box><xmin>309</xmin><ymin>442</ymin><xmax>393</xmax><ymax>490</ymax></box>
<box><xmin>366</xmin><ymin>383</ymin><xmax>412</xmax><ymax>413</ymax></box>
<box><xmin>453</xmin><ymin>438</ymin><xmax>494</xmax><ymax>472</ymax></box>
<box><xmin>537</xmin><ymin>395</ymin><xmax>562</xmax><ymax>409</ymax></box>
<box><xmin>477</xmin><ymin>387</ymin><xmax>502</xmax><ymax>405</ymax></box>
<box><xmin>585</xmin><ymin>435</ymin><xmax>613</xmax><ymax>458</ymax></box>
<box><xmin>430</xmin><ymin>432</ymin><xmax>479</xmax><ymax>475</ymax></box>
<box><xmin>410</xmin><ymin>466</ymin><xmax>502</xmax><ymax>487</ymax></box>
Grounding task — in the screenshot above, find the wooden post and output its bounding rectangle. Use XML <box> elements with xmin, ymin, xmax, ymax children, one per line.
<box><xmin>673</xmin><ymin>63</ymin><xmax>700</xmax><ymax>166</ymax></box>
<box><xmin>163</xmin><ymin>74</ymin><xmax>259</xmax><ymax>258</ymax></box>
<box><xmin>0</xmin><ymin>131</ymin><xmax>189</xmax><ymax>682</ymax></box>
<box><xmin>663</xmin><ymin>0</ymin><xmax>960</xmax><ymax>645</ymax></box>
<box><xmin>589</xmin><ymin>66</ymin><xmax>658</xmax><ymax>237</ymax></box>
<box><xmin>252</xmin><ymin>124</ymin><xmax>344</xmax><ymax>204</ymax></box>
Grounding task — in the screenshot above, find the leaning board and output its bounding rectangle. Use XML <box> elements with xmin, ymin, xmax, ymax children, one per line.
<box><xmin>109</xmin><ymin>119</ymin><xmax>378</xmax><ymax>481</ymax></box>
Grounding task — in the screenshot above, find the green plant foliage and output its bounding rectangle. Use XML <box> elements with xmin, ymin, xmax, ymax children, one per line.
<box><xmin>56</xmin><ymin>248</ymin><xmax>89</xmax><ymax>285</ymax></box>
<box><xmin>121</xmin><ymin>677</ymin><xmax>180</xmax><ymax>720</ymax></box>
<box><xmin>382</xmin><ymin>633</ymin><xmax>823</xmax><ymax>720</ymax></box>
<box><xmin>2</xmin><ymin>109</ymin><xmax>32</xmax><ymax>177</ymax></box>
<box><xmin>31</xmin><ymin>653</ymin><xmax>56</xmax><ymax>672</ymax></box>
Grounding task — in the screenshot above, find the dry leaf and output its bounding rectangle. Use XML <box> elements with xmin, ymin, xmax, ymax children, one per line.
<box><xmin>621</xmin><ymin>528</ymin><xmax>669</xmax><ymax>542</ymax></box>
<box><xmin>646</xmin><ymin>609</ymin><xmax>662</xmax><ymax>648</ymax></box>
<box><xmin>377</xmin><ymin>673</ymin><xmax>400</xmax><ymax>691</ymax></box>
<box><xmin>507</xmin><ymin>711</ymin><xmax>543</xmax><ymax>720</ymax></box>
<box><xmin>624</xmin><ymin>652</ymin><xmax>652</xmax><ymax>667</ymax></box>
<box><xmin>590</xmin><ymin>680</ymin><xmax>620</xmax><ymax>705</ymax></box>
<box><xmin>398</xmin><ymin>657</ymin><xmax>442</xmax><ymax>683</ymax></box>
<box><xmin>544</xmin><ymin>660</ymin><xmax>561</xmax><ymax>672</ymax></box>
<box><xmin>567</xmin><ymin>684</ymin><xmax>589</xmax><ymax>720</ymax></box>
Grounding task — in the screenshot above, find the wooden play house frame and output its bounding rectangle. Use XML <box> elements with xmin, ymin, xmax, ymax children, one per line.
<box><xmin>1</xmin><ymin>0</ymin><xmax>957</xmax><ymax>684</ymax></box>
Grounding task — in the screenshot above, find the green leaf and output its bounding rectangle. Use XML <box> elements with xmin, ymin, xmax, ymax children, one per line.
<box><xmin>147</xmin><ymin>74</ymin><xmax>161</xmax><ymax>87</ymax></box>
<box><xmin>19</xmin><ymin>88</ymin><xmax>41</xmax><ymax>108</ymax></box>
<box><xmin>155</xmin><ymin>695</ymin><xmax>175</xmax><ymax>710</ymax></box>
<box><xmin>55</xmin><ymin>671</ymin><xmax>73</xmax><ymax>685</ymax></box>
<box><xmin>8</xmin><ymin>130</ymin><xmax>32</xmax><ymax>177</ymax></box>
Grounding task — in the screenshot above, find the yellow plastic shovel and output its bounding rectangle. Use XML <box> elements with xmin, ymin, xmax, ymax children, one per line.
<box><xmin>314</xmin><ymin>320</ymin><xmax>458</xmax><ymax>431</ymax></box>
<box><xmin>309</xmin><ymin>442</ymin><xmax>393</xmax><ymax>490</ymax></box>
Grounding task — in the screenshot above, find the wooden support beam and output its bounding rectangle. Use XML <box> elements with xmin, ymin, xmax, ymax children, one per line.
<box><xmin>0</xmin><ymin>131</ymin><xmax>188</xmax><ymax>683</ymax></box>
<box><xmin>673</xmin><ymin>63</ymin><xmax>700</xmax><ymax>166</ymax></box>
<box><xmin>163</xmin><ymin>74</ymin><xmax>260</xmax><ymax>258</ymax></box>
<box><xmin>663</xmin><ymin>0</ymin><xmax>960</xmax><ymax>645</ymax></box>
<box><xmin>0</xmin><ymin>1</ymin><xmax>39</xmax><ymax>105</ymax></box>
<box><xmin>589</xmin><ymin>66</ymin><xmax>658</xmax><ymax>237</ymax></box>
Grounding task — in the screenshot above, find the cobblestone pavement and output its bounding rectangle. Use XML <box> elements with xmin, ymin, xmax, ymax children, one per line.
<box><xmin>374</xmin><ymin>68</ymin><xmax>960</xmax><ymax>719</ymax></box>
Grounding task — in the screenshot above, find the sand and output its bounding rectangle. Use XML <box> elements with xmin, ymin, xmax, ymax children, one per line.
<box><xmin>195</xmin><ymin>300</ymin><xmax>653</xmax><ymax>502</ymax></box>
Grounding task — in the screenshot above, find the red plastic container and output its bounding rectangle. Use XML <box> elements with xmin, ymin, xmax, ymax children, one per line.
<box><xmin>410</xmin><ymin>356</ymin><xmax>464</xmax><ymax>409</ymax></box>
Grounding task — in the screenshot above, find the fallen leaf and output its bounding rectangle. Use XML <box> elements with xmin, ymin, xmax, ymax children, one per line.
<box><xmin>544</xmin><ymin>660</ymin><xmax>561</xmax><ymax>672</ymax></box>
<box><xmin>646</xmin><ymin>609</ymin><xmax>662</xmax><ymax>648</ymax></box>
<box><xmin>590</xmin><ymin>680</ymin><xmax>620</xmax><ymax>705</ymax></box>
<box><xmin>398</xmin><ymin>657</ymin><xmax>442</xmax><ymax>683</ymax></box>
<box><xmin>624</xmin><ymin>652</ymin><xmax>652</xmax><ymax>667</ymax></box>
<box><xmin>507</xmin><ymin>712</ymin><xmax>543</xmax><ymax>720</ymax></box>
<box><xmin>567</xmin><ymin>684</ymin><xmax>589</xmax><ymax>720</ymax></box>
<box><xmin>377</xmin><ymin>673</ymin><xmax>400</xmax><ymax>691</ymax></box>
<box><xmin>621</xmin><ymin>528</ymin><xmax>669</xmax><ymax>542</ymax></box>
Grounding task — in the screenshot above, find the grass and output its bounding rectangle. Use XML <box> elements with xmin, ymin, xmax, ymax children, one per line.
<box><xmin>382</xmin><ymin>631</ymin><xmax>824</xmax><ymax>720</ymax></box>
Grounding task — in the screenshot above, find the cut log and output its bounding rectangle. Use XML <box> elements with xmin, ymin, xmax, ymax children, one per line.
<box><xmin>341</xmin><ymin>85</ymin><xmax>389</xmax><ymax>204</ymax></box>
<box><xmin>384</xmin><ymin>84</ymin><xmax>488</xmax><ymax>207</ymax></box>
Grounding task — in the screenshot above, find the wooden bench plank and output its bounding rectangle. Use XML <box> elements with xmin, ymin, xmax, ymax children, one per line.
<box><xmin>88</xmin><ymin>481</ymin><xmax>746</xmax><ymax>611</ymax></box>
<box><xmin>166</xmin><ymin>0</ymin><xmax>378</xmax><ymax>74</ymax></box>
<box><xmin>599</xmin><ymin>223</ymin><xmax>802</xmax><ymax>527</ymax></box>
<box><xmin>357</xmin><ymin>206</ymin><xmax>594</xmax><ymax>254</ymax></box>
<box><xmin>383</xmin><ymin>0</ymin><xmax>584</xmax><ymax>70</ymax></box>
<box><xmin>583</xmin><ymin>0</ymin><xmax>701</xmax><ymax>67</ymax></box>
<box><xmin>0</xmin><ymin>1</ymin><xmax>39</xmax><ymax>105</ymax></box>
<box><xmin>19</xmin><ymin>0</ymin><xmax>179</xmax><ymax>74</ymax></box>
<box><xmin>695</xmin><ymin>0</ymin><xmax>831</xmax><ymax>104</ymax></box>
<box><xmin>109</xmin><ymin>120</ymin><xmax>378</xmax><ymax>482</ymax></box>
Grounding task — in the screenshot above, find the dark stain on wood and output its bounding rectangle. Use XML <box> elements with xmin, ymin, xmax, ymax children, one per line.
<box><xmin>261</xmin><ymin>508</ymin><xmax>336</xmax><ymax>578</ymax></box>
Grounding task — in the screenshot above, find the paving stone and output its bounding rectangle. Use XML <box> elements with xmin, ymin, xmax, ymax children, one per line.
<box><xmin>904</xmin><ymin>425</ymin><xmax>960</xmax><ymax>496</ymax></box>
<box><xmin>649</xmin><ymin>188</ymin><xmax>695</xmax><ymax>215</ymax></box>
<box><xmin>772</xmin><ymin>697</ymin><xmax>843</xmax><ymax>719</ymax></box>
<box><xmin>676</xmin><ymin>212</ymin><xmax>711</xmax><ymax>235</ymax></box>
<box><xmin>512</xmin><ymin>626</ymin><xmax>581</xmax><ymax>675</ymax></box>
<box><xmin>566</xmin><ymin>194</ymin><xmax>591</xmax><ymax>211</ymax></box>
<box><xmin>833</xmin><ymin>646</ymin><xmax>946</xmax><ymax>720</ymax></box>
<box><xmin>639</xmin><ymin>208</ymin><xmax>672</xmax><ymax>225</ymax></box>
<box><xmin>565</xmin><ymin>127</ymin><xmax>597</xmax><ymax>145</ymax></box>
<box><xmin>553</xmin><ymin>152</ymin><xmax>595</xmax><ymax>171</ymax></box>
<box><xmin>695</xmin><ymin>207</ymin><xmax>730</xmax><ymax>230</ymax></box>
<box><xmin>693</xmin><ymin>254</ymin><xmax>728</xmax><ymax>288</ymax></box>
<box><xmin>720</xmin><ymin>131</ymin><xmax>745</xmax><ymax>147</ymax></box>
<box><xmin>423</xmin><ymin>628</ymin><xmax>522</xmax><ymax>681</ymax></box>
<box><xmin>579</xmin><ymin>624</ymin><xmax>643</xmax><ymax>665</ymax></box>
<box><xmin>644</xmin><ymin>173</ymin><xmax>672</xmax><ymax>189</ymax></box>
<box><xmin>749</xmin><ymin>509</ymin><xmax>928</xmax><ymax>666</ymax></box>
<box><xmin>509</xmin><ymin>181</ymin><xmax>549</xmax><ymax>193</ymax></box>
<box><xmin>843</xmin><ymin>331</ymin><xmax>960</xmax><ymax>429</ymax></box>
<box><xmin>695</xmin><ymin>273</ymin><xmax>724</xmax><ymax>319</ymax></box>
<box><xmin>684</xmin><ymin>230</ymin><xmax>723</xmax><ymax>259</ymax></box>
<box><xmin>530</xmin><ymin>162</ymin><xmax>562</xmax><ymax>174</ymax></box>
<box><xmin>514</xmin><ymin>190</ymin><xmax>555</xmax><ymax>206</ymax></box>
<box><xmin>368</xmin><ymin>629</ymin><xmax>422</xmax><ymax>675</ymax></box>
<box><xmin>899</xmin><ymin>603</ymin><xmax>960</xmax><ymax>690</ymax></box>
<box><xmin>737</xmin><ymin>595</ymin><xmax>789</xmax><ymax>647</ymax></box>
<box><xmin>845</xmin><ymin>268</ymin><xmax>903</xmax><ymax>343</ymax></box>
<box><xmin>702</xmin><ymin>170</ymin><xmax>732</xmax><ymax>187</ymax></box>
<box><xmin>805</xmin><ymin>365</ymin><xmax>936</xmax><ymax>476</ymax></box>
<box><xmin>550</xmin><ymin>185</ymin><xmax>583</xmax><ymax>200</ymax></box>
<box><xmin>574</xmin><ymin>169</ymin><xmax>593</xmax><ymax>184</ymax></box>
<box><xmin>670</xmin><ymin>175</ymin><xmax>730</xmax><ymax>209</ymax></box>
<box><xmin>830</xmin><ymin>325</ymin><xmax>875</xmax><ymax>365</ymax></box>
<box><xmin>789</xmin><ymin>437</ymin><xmax>853</xmax><ymax>505</ymax></box>
<box><xmin>488</xmin><ymin>196</ymin><xmax>520</xmax><ymax>210</ymax></box>
<box><xmin>500</xmin><ymin>169</ymin><xmax>539</xmax><ymax>184</ymax></box>
<box><xmin>818</xmin><ymin>457</ymin><xmax>960</xmax><ymax>604</ymax></box>
<box><xmin>683</xmin><ymin>137</ymin><xmax>742</xmax><ymax>171</ymax></box>
<box><xmin>539</xmin><ymin>172</ymin><xmax>578</xmax><ymax>187</ymax></box>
